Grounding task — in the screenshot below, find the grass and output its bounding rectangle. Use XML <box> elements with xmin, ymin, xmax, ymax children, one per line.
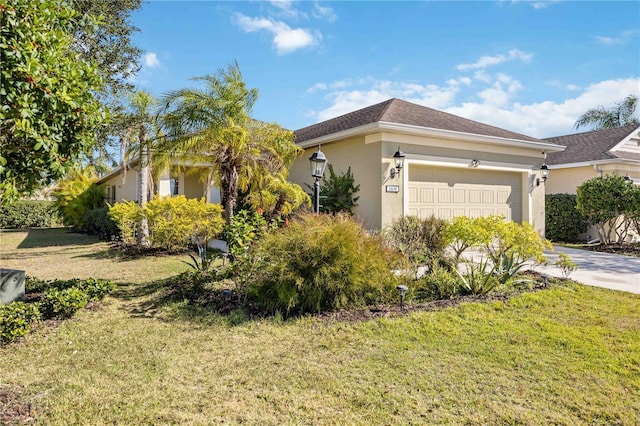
<box><xmin>1</xmin><ymin>228</ymin><xmax>639</xmax><ymax>424</ymax></box>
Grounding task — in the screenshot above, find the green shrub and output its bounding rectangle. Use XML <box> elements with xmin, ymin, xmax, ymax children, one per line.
<box><xmin>25</xmin><ymin>276</ymin><xmax>80</xmax><ymax>294</ymax></box>
<box><xmin>41</xmin><ymin>287</ymin><xmax>88</xmax><ymax>319</ymax></box>
<box><xmin>240</xmin><ymin>213</ymin><xmax>405</xmax><ymax>314</ymax></box>
<box><xmin>310</xmin><ymin>165</ymin><xmax>360</xmax><ymax>215</ymax></box>
<box><xmin>545</xmin><ymin>194</ymin><xmax>588</xmax><ymax>242</ymax></box>
<box><xmin>80</xmin><ymin>207</ymin><xmax>120</xmax><ymax>240</ymax></box>
<box><xmin>225</xmin><ymin>209</ymin><xmax>267</xmax><ymax>258</ymax></box>
<box><xmin>0</xmin><ymin>200</ymin><xmax>60</xmax><ymax>229</ymax></box>
<box><xmin>455</xmin><ymin>258</ymin><xmax>500</xmax><ymax>295</ymax></box>
<box><xmin>52</xmin><ymin>168</ymin><xmax>105</xmax><ymax>229</ymax></box>
<box><xmin>384</xmin><ymin>215</ymin><xmax>447</xmax><ymax>275</ymax></box>
<box><xmin>75</xmin><ymin>278</ymin><xmax>116</xmax><ymax>301</ymax></box>
<box><xmin>413</xmin><ymin>263</ymin><xmax>459</xmax><ymax>300</ymax></box>
<box><xmin>576</xmin><ymin>174</ymin><xmax>640</xmax><ymax>244</ymax></box>
<box><xmin>109</xmin><ymin>196</ymin><xmax>225</xmax><ymax>251</ymax></box>
<box><xmin>0</xmin><ymin>302</ymin><xmax>41</xmax><ymax>344</ymax></box>
<box><xmin>555</xmin><ymin>252</ymin><xmax>578</xmax><ymax>279</ymax></box>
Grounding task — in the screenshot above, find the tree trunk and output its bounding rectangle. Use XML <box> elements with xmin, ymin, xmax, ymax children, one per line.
<box><xmin>220</xmin><ymin>162</ymin><xmax>239</xmax><ymax>226</ymax></box>
<box><xmin>136</xmin><ymin>130</ymin><xmax>150</xmax><ymax>246</ymax></box>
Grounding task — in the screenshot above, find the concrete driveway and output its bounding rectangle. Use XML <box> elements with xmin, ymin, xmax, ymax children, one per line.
<box><xmin>534</xmin><ymin>246</ymin><xmax>640</xmax><ymax>294</ymax></box>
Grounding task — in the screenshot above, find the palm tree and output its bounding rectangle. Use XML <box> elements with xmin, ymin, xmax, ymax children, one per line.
<box><xmin>121</xmin><ymin>90</ymin><xmax>164</xmax><ymax>245</ymax></box>
<box><xmin>159</xmin><ymin>62</ymin><xmax>304</xmax><ymax>225</ymax></box>
<box><xmin>574</xmin><ymin>95</ymin><xmax>639</xmax><ymax>130</ymax></box>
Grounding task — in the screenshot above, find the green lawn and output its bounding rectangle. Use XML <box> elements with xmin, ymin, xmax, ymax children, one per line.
<box><xmin>1</xmin><ymin>228</ymin><xmax>639</xmax><ymax>424</ymax></box>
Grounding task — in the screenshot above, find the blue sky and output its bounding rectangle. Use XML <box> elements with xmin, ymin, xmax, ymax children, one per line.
<box><xmin>131</xmin><ymin>0</ymin><xmax>640</xmax><ymax>138</ymax></box>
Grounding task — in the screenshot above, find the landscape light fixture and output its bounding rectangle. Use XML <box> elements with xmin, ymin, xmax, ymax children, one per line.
<box><xmin>390</xmin><ymin>147</ymin><xmax>405</xmax><ymax>179</ymax></box>
<box><xmin>397</xmin><ymin>285</ymin><xmax>408</xmax><ymax>310</ymax></box>
<box><xmin>309</xmin><ymin>146</ymin><xmax>327</xmax><ymax>213</ymax></box>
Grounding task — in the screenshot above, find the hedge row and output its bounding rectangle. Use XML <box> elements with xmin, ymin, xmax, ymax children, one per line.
<box><xmin>0</xmin><ymin>200</ymin><xmax>60</xmax><ymax>229</ymax></box>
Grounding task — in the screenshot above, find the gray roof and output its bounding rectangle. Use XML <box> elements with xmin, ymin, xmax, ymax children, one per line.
<box><xmin>543</xmin><ymin>125</ymin><xmax>640</xmax><ymax>165</ymax></box>
<box><xmin>294</xmin><ymin>98</ymin><xmax>545</xmax><ymax>144</ymax></box>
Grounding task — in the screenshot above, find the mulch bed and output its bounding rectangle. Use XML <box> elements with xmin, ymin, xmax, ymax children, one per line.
<box><xmin>316</xmin><ymin>287</ymin><xmax>543</xmax><ymax>324</ymax></box>
<box><xmin>0</xmin><ymin>385</ymin><xmax>35</xmax><ymax>425</ymax></box>
<box><xmin>580</xmin><ymin>243</ymin><xmax>640</xmax><ymax>258</ymax></box>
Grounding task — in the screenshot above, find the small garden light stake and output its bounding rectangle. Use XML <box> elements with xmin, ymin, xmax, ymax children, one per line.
<box><xmin>397</xmin><ymin>285</ymin><xmax>408</xmax><ymax>310</ymax></box>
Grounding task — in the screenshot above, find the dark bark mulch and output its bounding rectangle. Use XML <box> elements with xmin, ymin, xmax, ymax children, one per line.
<box><xmin>0</xmin><ymin>385</ymin><xmax>34</xmax><ymax>425</ymax></box>
<box><xmin>581</xmin><ymin>243</ymin><xmax>640</xmax><ymax>258</ymax></box>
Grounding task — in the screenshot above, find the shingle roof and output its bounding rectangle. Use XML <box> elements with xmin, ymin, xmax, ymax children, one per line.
<box><xmin>294</xmin><ymin>98</ymin><xmax>544</xmax><ymax>143</ymax></box>
<box><xmin>543</xmin><ymin>125</ymin><xmax>639</xmax><ymax>165</ymax></box>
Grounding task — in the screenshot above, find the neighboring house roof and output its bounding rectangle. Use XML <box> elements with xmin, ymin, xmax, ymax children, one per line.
<box><xmin>294</xmin><ymin>98</ymin><xmax>546</xmax><ymax>144</ymax></box>
<box><xmin>544</xmin><ymin>125</ymin><xmax>640</xmax><ymax>165</ymax></box>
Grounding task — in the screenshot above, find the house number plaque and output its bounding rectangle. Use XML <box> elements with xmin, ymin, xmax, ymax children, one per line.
<box><xmin>385</xmin><ymin>185</ymin><xmax>400</xmax><ymax>193</ymax></box>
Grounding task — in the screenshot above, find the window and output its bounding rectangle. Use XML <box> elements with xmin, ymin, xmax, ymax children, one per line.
<box><xmin>170</xmin><ymin>178</ymin><xmax>179</xmax><ymax>196</ymax></box>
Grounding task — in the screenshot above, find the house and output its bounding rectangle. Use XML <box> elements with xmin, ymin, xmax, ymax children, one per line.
<box><xmin>96</xmin><ymin>159</ymin><xmax>221</xmax><ymax>204</ymax></box>
<box><xmin>543</xmin><ymin>124</ymin><xmax>640</xmax><ymax>194</ymax></box>
<box><xmin>288</xmin><ymin>98</ymin><xmax>564</xmax><ymax>235</ymax></box>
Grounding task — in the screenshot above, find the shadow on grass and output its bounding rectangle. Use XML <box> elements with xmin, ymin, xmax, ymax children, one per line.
<box><xmin>113</xmin><ymin>274</ymin><xmax>257</xmax><ymax>327</ymax></box>
<box><xmin>15</xmin><ymin>228</ymin><xmax>102</xmax><ymax>249</ymax></box>
<box><xmin>75</xmin><ymin>244</ymin><xmax>188</xmax><ymax>262</ymax></box>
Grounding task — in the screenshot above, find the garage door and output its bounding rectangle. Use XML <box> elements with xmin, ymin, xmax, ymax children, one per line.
<box><xmin>407</xmin><ymin>165</ymin><xmax>522</xmax><ymax>222</ymax></box>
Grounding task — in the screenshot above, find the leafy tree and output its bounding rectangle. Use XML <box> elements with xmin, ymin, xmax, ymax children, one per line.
<box><xmin>70</xmin><ymin>0</ymin><xmax>142</xmax><ymax>98</ymax></box>
<box><xmin>308</xmin><ymin>165</ymin><xmax>360</xmax><ymax>215</ymax></box>
<box><xmin>70</xmin><ymin>0</ymin><xmax>143</xmax><ymax>168</ymax></box>
<box><xmin>160</xmin><ymin>62</ymin><xmax>305</xmax><ymax>225</ymax></box>
<box><xmin>0</xmin><ymin>0</ymin><xmax>107</xmax><ymax>202</ymax></box>
<box><xmin>576</xmin><ymin>175</ymin><xmax>640</xmax><ymax>244</ymax></box>
<box><xmin>574</xmin><ymin>95</ymin><xmax>639</xmax><ymax>130</ymax></box>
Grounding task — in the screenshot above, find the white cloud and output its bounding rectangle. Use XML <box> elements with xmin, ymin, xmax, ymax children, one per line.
<box><xmin>314</xmin><ymin>79</ymin><xmax>461</xmax><ymax>122</ymax></box>
<box><xmin>234</xmin><ymin>13</ymin><xmax>318</xmax><ymax>54</ymax></box>
<box><xmin>313</xmin><ymin>2</ymin><xmax>337</xmax><ymax>22</ymax></box>
<box><xmin>456</xmin><ymin>49</ymin><xmax>533</xmax><ymax>71</ymax></box>
<box><xmin>446</xmin><ymin>78</ymin><xmax>640</xmax><ymax>137</ymax></box>
<box><xmin>143</xmin><ymin>52</ymin><xmax>160</xmax><ymax>68</ymax></box>
<box><xmin>306</xmin><ymin>82</ymin><xmax>327</xmax><ymax>94</ymax></box>
<box><xmin>309</xmin><ymin>74</ymin><xmax>640</xmax><ymax>139</ymax></box>
<box><xmin>269</xmin><ymin>0</ymin><xmax>307</xmax><ymax>19</ymax></box>
<box><xmin>594</xmin><ymin>29</ymin><xmax>639</xmax><ymax>46</ymax></box>
<box><xmin>503</xmin><ymin>0</ymin><xmax>561</xmax><ymax>9</ymax></box>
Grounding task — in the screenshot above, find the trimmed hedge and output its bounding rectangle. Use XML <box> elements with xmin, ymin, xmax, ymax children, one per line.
<box><xmin>545</xmin><ymin>194</ymin><xmax>589</xmax><ymax>242</ymax></box>
<box><xmin>0</xmin><ymin>200</ymin><xmax>60</xmax><ymax>229</ymax></box>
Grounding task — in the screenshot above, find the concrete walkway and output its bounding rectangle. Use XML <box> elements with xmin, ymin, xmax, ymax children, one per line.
<box><xmin>534</xmin><ymin>246</ymin><xmax>640</xmax><ymax>294</ymax></box>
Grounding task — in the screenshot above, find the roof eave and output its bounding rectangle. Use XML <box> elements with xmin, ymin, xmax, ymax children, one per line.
<box><xmin>549</xmin><ymin>158</ymin><xmax>640</xmax><ymax>170</ymax></box>
<box><xmin>296</xmin><ymin>121</ymin><xmax>565</xmax><ymax>152</ymax></box>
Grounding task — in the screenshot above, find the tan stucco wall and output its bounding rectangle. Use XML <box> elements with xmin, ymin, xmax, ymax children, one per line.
<box><xmin>184</xmin><ymin>173</ymin><xmax>204</xmax><ymax>200</ymax></box>
<box><xmin>289</xmin><ymin>137</ymin><xmax>382</xmax><ymax>229</ymax></box>
<box><xmin>101</xmin><ymin>168</ymin><xmax>138</xmax><ymax>202</ymax></box>
<box><xmin>545</xmin><ymin>166</ymin><xmax>597</xmax><ymax>195</ymax></box>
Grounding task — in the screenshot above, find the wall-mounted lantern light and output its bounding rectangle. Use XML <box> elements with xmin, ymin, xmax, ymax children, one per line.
<box><xmin>309</xmin><ymin>146</ymin><xmax>327</xmax><ymax>213</ymax></box>
<box><xmin>390</xmin><ymin>147</ymin><xmax>405</xmax><ymax>179</ymax></box>
<box><xmin>537</xmin><ymin>152</ymin><xmax>550</xmax><ymax>187</ymax></box>
<box><xmin>470</xmin><ymin>159</ymin><xmax>480</xmax><ymax>168</ymax></box>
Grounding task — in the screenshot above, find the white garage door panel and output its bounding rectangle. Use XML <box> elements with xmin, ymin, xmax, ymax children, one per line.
<box><xmin>408</xmin><ymin>166</ymin><xmax>521</xmax><ymax>222</ymax></box>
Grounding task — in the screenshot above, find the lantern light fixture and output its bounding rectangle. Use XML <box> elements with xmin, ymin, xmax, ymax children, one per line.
<box><xmin>390</xmin><ymin>147</ymin><xmax>405</xmax><ymax>179</ymax></box>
